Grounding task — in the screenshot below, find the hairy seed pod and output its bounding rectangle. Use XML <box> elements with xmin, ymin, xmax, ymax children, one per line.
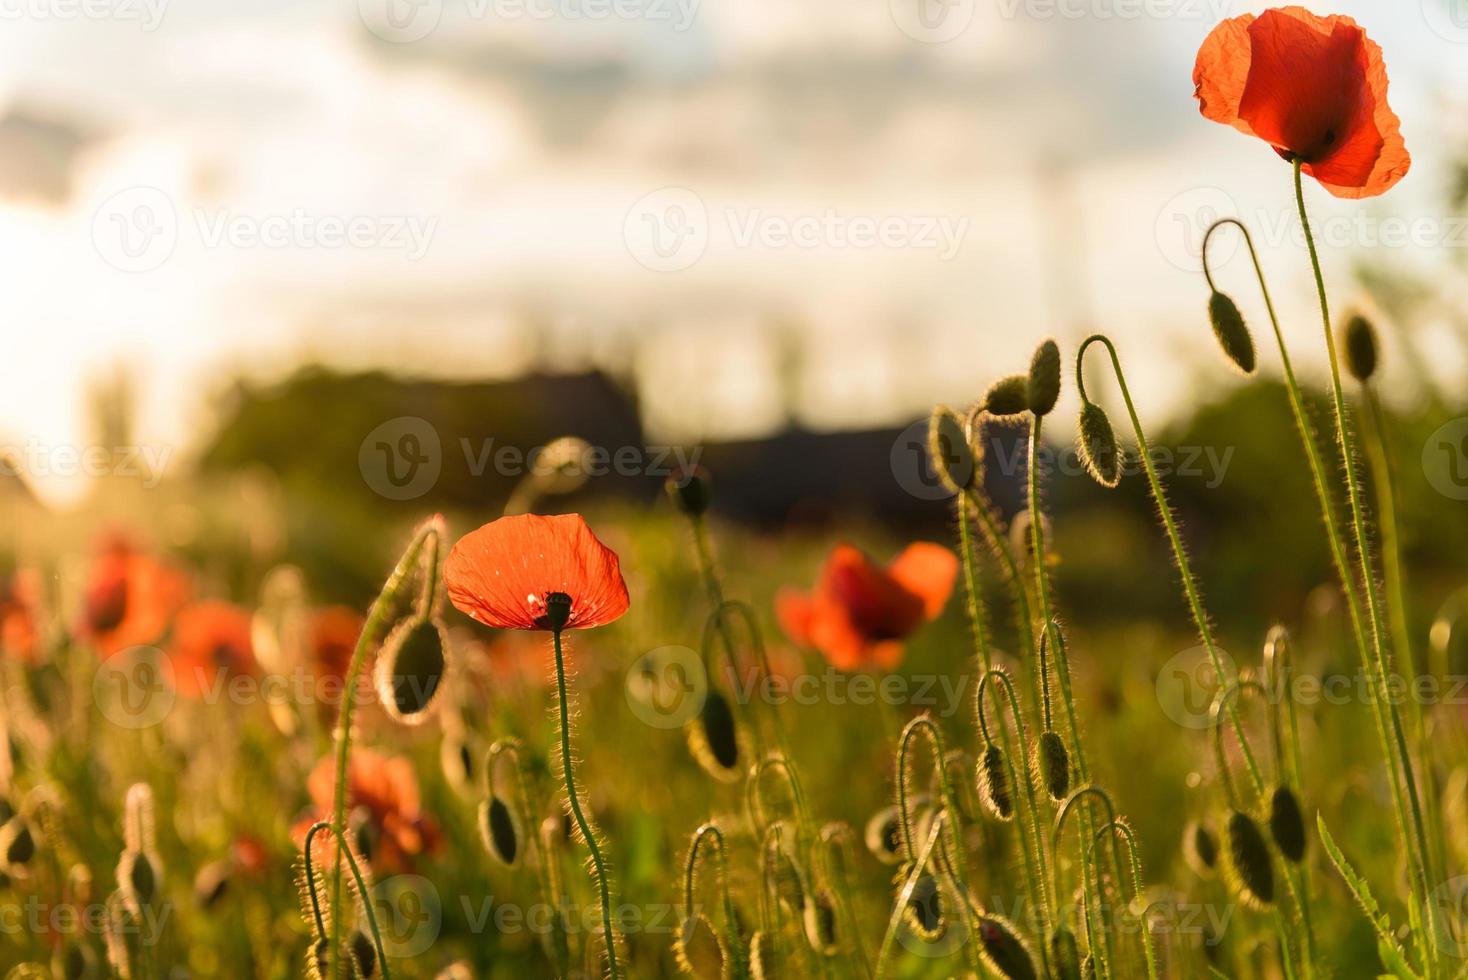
<box><xmin>803</xmin><ymin>889</ymin><xmax>839</xmax><ymax>955</ymax></box>
<box><xmin>376</xmin><ymin>616</ymin><xmax>449</xmax><ymax>724</ymax></box>
<box><xmin>1342</xmin><ymin>313</ymin><xmax>1379</xmax><ymax>381</ymax></box>
<box><xmin>984</xmin><ymin>375</ymin><xmax>1031</xmax><ymax>417</ymax></box>
<box><xmin>977</xmin><ymin>745</ymin><xmax>1013</xmax><ymax>821</ymax></box>
<box><xmin>1207</xmin><ymin>291</ymin><xmax>1257</xmax><ymax>374</ymax></box>
<box><xmin>675</xmin><ymin>913</ymin><xmax>726</xmax><ymax>979</ymax></box>
<box><xmin>440</xmin><ymin>732</ymin><xmax>475</xmax><ymax>796</ymax></box>
<box><xmin>1224</xmin><ymin>809</ymin><xmax>1275</xmax><ymax>908</ymax></box>
<box><xmin>1183</xmin><ymin>820</ymin><xmax>1219</xmax><ymax>876</ymax></box>
<box><xmin>864</xmin><ymin>805</ymin><xmax>904</xmax><ymax>865</ymax></box>
<box><xmin>1049</xmin><ymin>927</ymin><xmax>1083</xmax><ymax>980</ymax></box>
<box><xmin>1268</xmin><ymin>785</ymin><xmax>1307</xmax><ymax>863</ymax></box>
<box><xmin>902</xmin><ymin>867</ymin><xmax>946</xmax><ymax>940</ymax></box>
<box><xmin>1027</xmin><ymin>339</ymin><xmax>1062</xmax><ymax>416</ymax></box>
<box><xmin>749</xmin><ymin>930</ymin><xmax>777</xmax><ymax>980</ymax></box>
<box><xmin>666</xmin><ymin>466</ymin><xmax>713</xmax><ymax>517</ymax></box>
<box><xmin>1</xmin><ymin>819</ymin><xmax>35</xmax><ymax>869</ymax></box>
<box><xmin>194</xmin><ymin>860</ymin><xmax>230</xmax><ymax>910</ymax></box>
<box><xmin>349</xmin><ymin>806</ymin><xmax>377</xmax><ymax>866</ymax></box>
<box><xmin>688</xmin><ymin>691</ymin><xmax>740</xmax><ymax>779</ymax></box>
<box><xmin>978</xmin><ymin>915</ymin><xmax>1039</xmax><ymax>980</ymax></box>
<box><xmin>1033</xmin><ymin>730</ymin><xmax>1070</xmax><ymax>802</ymax></box>
<box><xmin>308</xmin><ymin>937</ymin><xmax>331</xmax><ymax>980</ymax></box>
<box><xmin>927</xmin><ymin>408</ymin><xmax>977</xmax><ymax>494</ymax></box>
<box><xmin>1076</xmin><ymin>402</ymin><xmax>1121</xmax><ymax>488</ymax></box>
<box><xmin>767</xmin><ymin>836</ymin><xmax>805</xmax><ymax>914</ymax></box>
<box><xmin>118</xmin><ymin>850</ymin><xmax>157</xmax><ymax>909</ymax></box>
<box><xmin>56</xmin><ymin>940</ymin><xmax>91</xmax><ymax>980</ymax></box>
<box><xmin>480</xmin><ymin>795</ymin><xmax>521</xmax><ymax>867</ymax></box>
<box><xmin>349</xmin><ymin>929</ymin><xmax>378</xmax><ymax>979</ymax></box>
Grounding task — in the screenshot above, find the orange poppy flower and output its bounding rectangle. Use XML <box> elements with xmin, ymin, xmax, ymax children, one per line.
<box><xmin>1</xmin><ymin>570</ymin><xmax>41</xmax><ymax>665</ymax></box>
<box><xmin>81</xmin><ymin>535</ymin><xmax>190</xmax><ymax>657</ymax></box>
<box><xmin>295</xmin><ymin>748</ymin><xmax>441</xmax><ymax>872</ymax></box>
<box><xmin>444</xmin><ymin>513</ymin><xmax>630</xmax><ymax>632</ymax></box>
<box><xmin>166</xmin><ymin>600</ymin><xmax>258</xmax><ymax>699</ymax></box>
<box><xmin>309</xmin><ymin>605</ymin><xmax>366</xmax><ymax>683</ymax></box>
<box><xmin>1193</xmin><ymin>6</ymin><xmax>1408</xmax><ymax>199</ymax></box>
<box><xmin>777</xmin><ymin>542</ymin><xmax>958</xmax><ymax>672</ymax></box>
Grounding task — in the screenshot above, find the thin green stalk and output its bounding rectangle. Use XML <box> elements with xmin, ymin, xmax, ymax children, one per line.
<box><xmin>684</xmin><ymin>823</ymin><xmax>747</xmax><ymax>978</ymax></box>
<box><xmin>306</xmin><ymin>821</ymin><xmax>392</xmax><ymax>980</ymax></box>
<box><xmin>487</xmin><ymin>739</ymin><xmax>570</xmax><ymax>975</ymax></box>
<box><xmin>1087</xmin><ymin>820</ymin><xmax>1158</xmax><ymax>980</ymax></box>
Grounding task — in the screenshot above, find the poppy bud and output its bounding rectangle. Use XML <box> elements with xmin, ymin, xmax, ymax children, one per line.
<box><xmin>687</xmin><ymin>690</ymin><xmax>740</xmax><ymax>781</ymax></box>
<box><xmin>902</xmin><ymin>866</ymin><xmax>946</xmax><ymax>941</ymax></box>
<box><xmin>376</xmin><ymin>616</ymin><xmax>449</xmax><ymax>725</ymax></box>
<box><xmin>440</xmin><ymin>733</ymin><xmax>475</xmax><ymax>796</ymax></box>
<box><xmin>749</xmin><ymin>930</ymin><xmax>778</xmax><ymax>980</ymax></box>
<box><xmin>802</xmin><ymin>888</ymin><xmax>839</xmax><ymax>955</ymax></box>
<box><xmin>978</xmin><ymin>914</ymin><xmax>1039</xmax><ymax>980</ymax></box>
<box><xmin>1224</xmin><ymin>809</ymin><xmax>1274</xmax><ymax>908</ymax></box>
<box><xmin>666</xmin><ymin>466</ymin><xmax>712</xmax><ymax>517</ymax></box>
<box><xmin>194</xmin><ymin>860</ymin><xmax>230</xmax><ymax>910</ymax></box>
<box><xmin>56</xmin><ymin>940</ymin><xmax>91</xmax><ymax>980</ymax></box>
<box><xmin>1183</xmin><ymin>820</ymin><xmax>1219</xmax><ymax>877</ymax></box>
<box><xmin>1268</xmin><ymin>785</ymin><xmax>1307</xmax><ymax>863</ymax></box>
<box><xmin>984</xmin><ymin>375</ymin><xmax>1031</xmax><ymax>417</ymax></box>
<box><xmin>1027</xmin><ymin>339</ymin><xmax>1062</xmax><ymax>417</ymax></box>
<box><xmin>864</xmin><ymin>805</ymin><xmax>904</xmax><ymax>865</ymax></box>
<box><xmin>1033</xmin><ymin>730</ymin><xmax>1070</xmax><ymax>803</ymax></box>
<box><xmin>1076</xmin><ymin>402</ymin><xmax>1121</xmax><ymax>489</ymax></box>
<box><xmin>118</xmin><ymin>849</ymin><xmax>157</xmax><ymax>910</ymax></box>
<box><xmin>349</xmin><ymin>929</ymin><xmax>378</xmax><ymax>979</ymax></box>
<box><xmin>675</xmin><ymin>912</ymin><xmax>726</xmax><ymax>979</ymax></box>
<box><xmin>977</xmin><ymin>745</ymin><xmax>1013</xmax><ymax>822</ymax></box>
<box><xmin>309</xmin><ymin>938</ymin><xmax>331</xmax><ymax>980</ymax></box>
<box><xmin>1207</xmin><ymin>291</ymin><xmax>1257</xmax><ymax>374</ymax></box>
<box><xmin>349</xmin><ymin>806</ymin><xmax>376</xmax><ymax>866</ymax></box>
<box><xmin>1049</xmin><ymin>927</ymin><xmax>1083</xmax><ymax>980</ymax></box>
<box><xmin>480</xmin><ymin>795</ymin><xmax>521</xmax><ymax>867</ymax></box>
<box><xmin>927</xmin><ymin>408</ymin><xmax>977</xmax><ymax>494</ymax></box>
<box><xmin>1</xmin><ymin>819</ymin><xmax>35</xmax><ymax>869</ymax></box>
<box><xmin>1341</xmin><ymin>313</ymin><xmax>1379</xmax><ymax>382</ymax></box>
<box><xmin>766</xmin><ymin>835</ymin><xmax>805</xmax><ymax>914</ymax></box>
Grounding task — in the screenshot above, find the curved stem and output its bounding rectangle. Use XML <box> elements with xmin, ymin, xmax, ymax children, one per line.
<box><xmin>307</xmin><ymin>821</ymin><xmax>392</xmax><ymax>980</ymax></box>
<box><xmin>1087</xmin><ymin>820</ymin><xmax>1158</xmax><ymax>980</ymax></box>
<box><xmin>684</xmin><ymin>823</ymin><xmax>745</xmax><ymax>976</ymax></box>
<box><xmin>1054</xmin><ymin>785</ymin><xmax>1119</xmax><ymax>977</ymax></box>
<box><xmin>875</xmin><ymin>811</ymin><xmax>948</xmax><ymax>980</ymax></box>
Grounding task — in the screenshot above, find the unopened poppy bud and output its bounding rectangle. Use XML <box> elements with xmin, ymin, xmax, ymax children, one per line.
<box><xmin>1224</xmin><ymin>809</ymin><xmax>1275</xmax><ymax>908</ymax></box>
<box><xmin>376</xmin><ymin>616</ymin><xmax>449</xmax><ymax>724</ymax></box>
<box><xmin>767</xmin><ymin>836</ymin><xmax>805</xmax><ymax>914</ymax></box>
<box><xmin>194</xmin><ymin>861</ymin><xmax>230</xmax><ymax>910</ymax></box>
<box><xmin>749</xmin><ymin>930</ymin><xmax>778</xmax><ymax>980</ymax></box>
<box><xmin>1034</xmin><ymin>730</ymin><xmax>1070</xmax><ymax>803</ymax></box>
<box><xmin>978</xmin><ymin>914</ymin><xmax>1039</xmax><ymax>980</ymax></box>
<box><xmin>803</xmin><ymin>888</ymin><xmax>839</xmax><ymax>955</ymax></box>
<box><xmin>1049</xmin><ymin>927</ymin><xmax>1082</xmax><ymax>980</ymax></box>
<box><xmin>308</xmin><ymin>938</ymin><xmax>331</xmax><ymax>980</ymax></box>
<box><xmin>1184</xmin><ymin>820</ymin><xmax>1219</xmax><ymax>876</ymax></box>
<box><xmin>1076</xmin><ymin>402</ymin><xmax>1121</xmax><ymax>488</ymax></box>
<box><xmin>977</xmin><ymin>745</ymin><xmax>1013</xmax><ymax>822</ymax></box>
<box><xmin>56</xmin><ymin>940</ymin><xmax>90</xmax><ymax>980</ymax></box>
<box><xmin>349</xmin><ymin>807</ymin><xmax>376</xmax><ymax>866</ymax></box>
<box><xmin>349</xmin><ymin>929</ymin><xmax>378</xmax><ymax>979</ymax></box>
<box><xmin>984</xmin><ymin>375</ymin><xmax>1030</xmax><ymax>417</ymax></box>
<box><xmin>675</xmin><ymin>912</ymin><xmax>726</xmax><ymax>978</ymax></box>
<box><xmin>1208</xmin><ymin>291</ymin><xmax>1257</xmax><ymax>374</ymax></box>
<box><xmin>1268</xmin><ymin>785</ymin><xmax>1307</xmax><ymax>863</ymax></box>
<box><xmin>864</xmin><ymin>805</ymin><xmax>904</xmax><ymax>865</ymax></box>
<box><xmin>1</xmin><ymin>819</ymin><xmax>35</xmax><ymax>869</ymax></box>
<box><xmin>480</xmin><ymin>795</ymin><xmax>521</xmax><ymax>867</ymax></box>
<box><xmin>118</xmin><ymin>849</ymin><xmax>157</xmax><ymax>909</ymax></box>
<box><xmin>1341</xmin><ymin>313</ymin><xmax>1379</xmax><ymax>381</ymax></box>
<box><xmin>1027</xmin><ymin>339</ymin><xmax>1062</xmax><ymax>416</ymax></box>
<box><xmin>902</xmin><ymin>866</ymin><xmax>946</xmax><ymax>941</ymax></box>
<box><xmin>927</xmin><ymin>408</ymin><xmax>977</xmax><ymax>494</ymax></box>
<box><xmin>666</xmin><ymin>466</ymin><xmax>712</xmax><ymax>516</ymax></box>
<box><xmin>687</xmin><ymin>690</ymin><xmax>740</xmax><ymax>780</ymax></box>
<box><xmin>440</xmin><ymin>733</ymin><xmax>475</xmax><ymax>795</ymax></box>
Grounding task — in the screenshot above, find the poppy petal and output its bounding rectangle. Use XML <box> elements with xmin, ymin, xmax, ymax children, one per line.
<box><xmin>887</xmin><ymin>543</ymin><xmax>959</xmax><ymax>621</ymax></box>
<box><xmin>775</xmin><ymin>588</ymin><xmax>816</xmax><ymax>646</ymax></box>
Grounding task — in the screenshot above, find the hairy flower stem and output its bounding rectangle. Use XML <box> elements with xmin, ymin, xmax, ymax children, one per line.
<box><xmin>1203</xmin><ymin>212</ymin><xmax>1434</xmax><ymax>966</ymax></box>
<box><xmin>550</xmin><ymin>628</ymin><xmax>623</xmax><ymax>980</ymax></box>
<box><xmin>306</xmin><ymin>822</ymin><xmax>392</xmax><ymax>980</ymax></box>
<box><xmin>488</xmin><ymin>739</ymin><xmax>571</xmax><ymax>974</ymax></box>
<box><xmin>328</xmin><ymin>519</ymin><xmax>442</xmax><ymax>978</ymax></box>
<box><xmin>1293</xmin><ymin>160</ymin><xmax>1439</xmax><ymax>970</ymax></box>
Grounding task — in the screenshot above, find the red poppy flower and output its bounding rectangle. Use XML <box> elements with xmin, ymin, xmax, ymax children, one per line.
<box><xmin>444</xmin><ymin>513</ymin><xmax>630</xmax><ymax>632</ymax></box>
<box><xmin>1193</xmin><ymin>6</ymin><xmax>1409</xmax><ymax>199</ymax></box>
<box><xmin>295</xmin><ymin>748</ymin><xmax>441</xmax><ymax>872</ymax></box>
<box><xmin>777</xmin><ymin>542</ymin><xmax>958</xmax><ymax>672</ymax></box>
<box><xmin>166</xmin><ymin>600</ymin><xmax>258</xmax><ymax>699</ymax></box>
<box><xmin>1</xmin><ymin>570</ymin><xmax>41</xmax><ymax>665</ymax></box>
<box><xmin>309</xmin><ymin>605</ymin><xmax>365</xmax><ymax>683</ymax></box>
<box><xmin>81</xmin><ymin>535</ymin><xmax>190</xmax><ymax>657</ymax></box>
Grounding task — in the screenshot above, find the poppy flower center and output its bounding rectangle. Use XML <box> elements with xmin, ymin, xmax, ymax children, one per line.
<box><xmin>536</xmin><ymin>591</ymin><xmax>573</xmax><ymax>631</ymax></box>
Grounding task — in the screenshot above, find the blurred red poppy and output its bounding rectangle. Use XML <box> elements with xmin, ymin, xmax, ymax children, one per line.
<box><xmin>167</xmin><ymin>600</ymin><xmax>258</xmax><ymax>699</ymax></box>
<box><xmin>777</xmin><ymin>542</ymin><xmax>958</xmax><ymax>672</ymax></box>
<box><xmin>445</xmin><ymin>513</ymin><xmax>630</xmax><ymax>631</ymax></box>
<box><xmin>1</xmin><ymin>570</ymin><xmax>41</xmax><ymax>665</ymax></box>
<box><xmin>81</xmin><ymin>535</ymin><xmax>190</xmax><ymax>657</ymax></box>
<box><xmin>1193</xmin><ymin>6</ymin><xmax>1408</xmax><ymax>198</ymax></box>
<box><xmin>295</xmin><ymin>748</ymin><xmax>441</xmax><ymax>872</ymax></box>
<box><xmin>309</xmin><ymin>605</ymin><xmax>366</xmax><ymax>683</ymax></box>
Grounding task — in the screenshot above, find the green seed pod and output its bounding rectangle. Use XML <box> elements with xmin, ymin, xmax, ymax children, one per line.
<box><xmin>927</xmin><ymin>407</ymin><xmax>977</xmax><ymax>494</ymax></box>
<box><xmin>803</xmin><ymin>888</ymin><xmax>839</xmax><ymax>956</ymax></box>
<box><xmin>1076</xmin><ymin>402</ymin><xmax>1121</xmax><ymax>488</ymax></box>
<box><xmin>1207</xmin><ymin>291</ymin><xmax>1257</xmax><ymax>374</ymax></box>
<box><xmin>349</xmin><ymin>928</ymin><xmax>378</xmax><ymax>979</ymax></box>
<box><xmin>1183</xmin><ymin>819</ymin><xmax>1219</xmax><ymax>877</ymax></box>
<box><xmin>1048</xmin><ymin>926</ymin><xmax>1083</xmax><ymax>980</ymax></box>
<box><xmin>1027</xmin><ymin>339</ymin><xmax>1062</xmax><ymax>416</ymax></box>
<box><xmin>1033</xmin><ymin>730</ymin><xmax>1070</xmax><ymax>803</ymax></box>
<box><xmin>1342</xmin><ymin>313</ymin><xmax>1379</xmax><ymax>382</ymax></box>
<box><xmin>480</xmin><ymin>795</ymin><xmax>521</xmax><ymax>867</ymax></box>
<box><xmin>308</xmin><ymin>938</ymin><xmax>331</xmax><ymax>980</ymax></box>
<box><xmin>1268</xmin><ymin>785</ymin><xmax>1307</xmax><ymax>863</ymax></box>
<box><xmin>978</xmin><ymin>914</ymin><xmax>1039</xmax><ymax>980</ymax></box>
<box><xmin>688</xmin><ymin>690</ymin><xmax>741</xmax><ymax>780</ymax></box>
<box><xmin>977</xmin><ymin>745</ymin><xmax>1013</xmax><ymax>822</ymax></box>
<box><xmin>375</xmin><ymin>616</ymin><xmax>449</xmax><ymax>725</ymax></box>
<box><xmin>863</xmin><ymin>805</ymin><xmax>904</xmax><ymax>865</ymax></box>
<box><xmin>902</xmin><ymin>866</ymin><xmax>946</xmax><ymax>941</ymax></box>
<box><xmin>1224</xmin><ymin>809</ymin><xmax>1275</xmax><ymax>908</ymax></box>
<box><xmin>984</xmin><ymin>375</ymin><xmax>1031</xmax><ymax>417</ymax></box>
<box><xmin>666</xmin><ymin>466</ymin><xmax>713</xmax><ymax>516</ymax></box>
<box><xmin>674</xmin><ymin>912</ymin><xmax>727</xmax><ymax>979</ymax></box>
<box><xmin>2</xmin><ymin>819</ymin><xmax>35</xmax><ymax>869</ymax></box>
